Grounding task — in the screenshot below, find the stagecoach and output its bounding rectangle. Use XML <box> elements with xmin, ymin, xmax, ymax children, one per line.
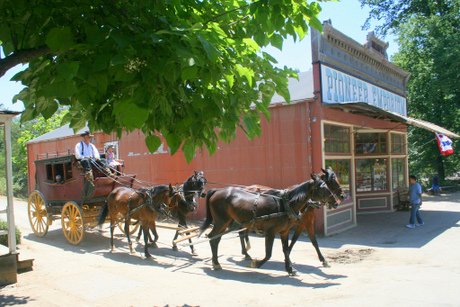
<box><xmin>27</xmin><ymin>152</ymin><xmax>136</xmax><ymax>245</ymax></box>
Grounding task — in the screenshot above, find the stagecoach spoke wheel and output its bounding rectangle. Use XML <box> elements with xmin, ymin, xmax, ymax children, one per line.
<box><xmin>61</xmin><ymin>201</ymin><xmax>85</xmax><ymax>245</ymax></box>
<box><xmin>28</xmin><ymin>191</ymin><xmax>50</xmax><ymax>237</ymax></box>
<box><xmin>118</xmin><ymin>219</ymin><xmax>140</xmax><ymax>235</ymax></box>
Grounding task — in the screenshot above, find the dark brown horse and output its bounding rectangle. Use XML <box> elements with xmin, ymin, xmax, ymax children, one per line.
<box><xmin>98</xmin><ymin>184</ymin><xmax>187</xmax><ymax>258</ymax></box>
<box><xmin>240</xmin><ymin>168</ymin><xmax>345</xmax><ymax>267</ymax></box>
<box><xmin>199</xmin><ymin>174</ymin><xmax>340</xmax><ymax>275</ymax></box>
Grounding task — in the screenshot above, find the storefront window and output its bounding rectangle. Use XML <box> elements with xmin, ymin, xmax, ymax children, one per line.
<box><xmin>325</xmin><ymin>159</ymin><xmax>352</xmax><ymax>203</ymax></box>
<box><xmin>391</xmin><ymin>133</ymin><xmax>406</xmax><ymax>154</ymax></box>
<box><xmin>356</xmin><ymin>158</ymin><xmax>388</xmax><ymax>192</ymax></box>
<box><xmin>392</xmin><ymin>158</ymin><xmax>406</xmax><ymax>190</ymax></box>
<box><xmin>355</xmin><ymin>132</ymin><xmax>387</xmax><ymax>154</ymax></box>
<box><xmin>324</xmin><ymin>124</ymin><xmax>351</xmax><ymax>154</ymax></box>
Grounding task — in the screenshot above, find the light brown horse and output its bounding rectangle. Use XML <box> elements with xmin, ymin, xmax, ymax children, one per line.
<box><xmin>98</xmin><ymin>184</ymin><xmax>187</xmax><ymax>258</ymax></box>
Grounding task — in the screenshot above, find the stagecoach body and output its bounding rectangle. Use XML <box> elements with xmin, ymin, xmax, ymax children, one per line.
<box><xmin>27</xmin><ymin>153</ymin><xmax>136</xmax><ymax>245</ymax></box>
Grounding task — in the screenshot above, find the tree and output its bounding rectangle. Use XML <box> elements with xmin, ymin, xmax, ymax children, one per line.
<box><xmin>0</xmin><ymin>0</ymin><xmax>326</xmax><ymax>161</ymax></box>
<box><xmin>361</xmin><ymin>0</ymin><xmax>460</xmax><ymax>181</ymax></box>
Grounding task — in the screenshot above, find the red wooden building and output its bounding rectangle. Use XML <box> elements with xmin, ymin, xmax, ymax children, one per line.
<box><xmin>27</xmin><ymin>22</ymin><xmax>459</xmax><ymax>235</ymax></box>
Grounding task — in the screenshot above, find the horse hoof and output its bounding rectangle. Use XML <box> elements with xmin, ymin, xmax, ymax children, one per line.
<box><xmin>191</xmin><ymin>251</ymin><xmax>198</xmax><ymax>257</ymax></box>
<box><xmin>250</xmin><ymin>260</ymin><xmax>259</xmax><ymax>268</ymax></box>
<box><xmin>172</xmin><ymin>245</ymin><xmax>179</xmax><ymax>252</ymax></box>
<box><xmin>288</xmin><ymin>270</ymin><xmax>298</xmax><ymax>276</ymax></box>
<box><xmin>323</xmin><ymin>262</ymin><xmax>331</xmax><ymax>268</ymax></box>
<box><xmin>145</xmin><ymin>253</ymin><xmax>152</xmax><ymax>259</ymax></box>
<box><xmin>212</xmin><ymin>263</ymin><xmax>222</xmax><ymax>271</ymax></box>
<box><xmin>244</xmin><ymin>255</ymin><xmax>252</xmax><ymax>260</ymax></box>
<box><xmin>151</xmin><ymin>243</ymin><xmax>158</xmax><ymax>249</ymax></box>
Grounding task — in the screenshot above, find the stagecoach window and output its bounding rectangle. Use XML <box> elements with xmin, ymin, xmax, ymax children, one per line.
<box><xmin>355</xmin><ymin>132</ymin><xmax>387</xmax><ymax>155</ymax></box>
<box><xmin>46</xmin><ymin>164</ymin><xmax>53</xmax><ymax>181</ymax></box>
<box><xmin>324</xmin><ymin>124</ymin><xmax>351</xmax><ymax>153</ymax></box>
<box><xmin>356</xmin><ymin>158</ymin><xmax>388</xmax><ymax>192</ymax></box>
<box><xmin>392</xmin><ymin>158</ymin><xmax>406</xmax><ymax>190</ymax></box>
<box><xmin>391</xmin><ymin>133</ymin><xmax>406</xmax><ymax>154</ymax></box>
<box><xmin>65</xmin><ymin>162</ymin><xmax>72</xmax><ymax>180</ymax></box>
<box><xmin>325</xmin><ymin>159</ymin><xmax>352</xmax><ymax>203</ymax></box>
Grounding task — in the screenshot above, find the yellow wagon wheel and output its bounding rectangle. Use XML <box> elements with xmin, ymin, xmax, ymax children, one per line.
<box><xmin>28</xmin><ymin>190</ymin><xmax>50</xmax><ymax>237</ymax></box>
<box><xmin>61</xmin><ymin>201</ymin><xmax>85</xmax><ymax>245</ymax></box>
<box><xmin>117</xmin><ymin>219</ymin><xmax>140</xmax><ymax>235</ymax></box>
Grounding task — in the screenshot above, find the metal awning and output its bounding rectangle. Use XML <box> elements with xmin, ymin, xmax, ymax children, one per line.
<box><xmin>325</xmin><ymin>102</ymin><xmax>460</xmax><ymax>138</ymax></box>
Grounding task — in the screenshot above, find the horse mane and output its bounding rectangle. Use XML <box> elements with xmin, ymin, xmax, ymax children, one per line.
<box><xmin>286</xmin><ymin>181</ymin><xmax>312</xmax><ymax>206</ymax></box>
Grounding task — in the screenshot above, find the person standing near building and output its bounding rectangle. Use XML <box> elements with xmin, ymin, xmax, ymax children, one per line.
<box><xmin>406</xmin><ymin>175</ymin><xmax>424</xmax><ymax>229</ymax></box>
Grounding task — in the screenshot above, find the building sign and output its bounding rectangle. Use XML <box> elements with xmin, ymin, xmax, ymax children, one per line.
<box><xmin>321</xmin><ymin>65</ymin><xmax>407</xmax><ymax>116</ymax></box>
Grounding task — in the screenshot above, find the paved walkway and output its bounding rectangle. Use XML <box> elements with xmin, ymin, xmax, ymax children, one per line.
<box><xmin>1</xmin><ymin>192</ymin><xmax>460</xmax><ymax>306</ymax></box>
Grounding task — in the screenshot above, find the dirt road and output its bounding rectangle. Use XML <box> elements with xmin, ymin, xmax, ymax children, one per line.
<box><xmin>1</xmin><ymin>193</ymin><xmax>460</xmax><ymax>306</ymax></box>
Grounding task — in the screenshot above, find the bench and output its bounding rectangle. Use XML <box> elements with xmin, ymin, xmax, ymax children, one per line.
<box><xmin>395</xmin><ymin>188</ymin><xmax>410</xmax><ymax>211</ymax></box>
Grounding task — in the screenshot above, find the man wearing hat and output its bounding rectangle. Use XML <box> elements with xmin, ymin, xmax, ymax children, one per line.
<box><xmin>74</xmin><ymin>131</ymin><xmax>111</xmax><ymax>181</ymax></box>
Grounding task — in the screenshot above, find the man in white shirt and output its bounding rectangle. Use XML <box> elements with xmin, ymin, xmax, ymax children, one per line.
<box><xmin>75</xmin><ymin>131</ymin><xmax>111</xmax><ymax>181</ymax></box>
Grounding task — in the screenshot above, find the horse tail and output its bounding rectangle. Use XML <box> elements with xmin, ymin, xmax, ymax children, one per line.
<box><xmin>198</xmin><ymin>189</ymin><xmax>216</xmax><ymax>236</ymax></box>
<box><xmin>97</xmin><ymin>201</ymin><xmax>109</xmax><ymax>227</ymax></box>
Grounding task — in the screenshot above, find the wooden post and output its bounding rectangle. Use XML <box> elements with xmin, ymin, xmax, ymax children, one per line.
<box><xmin>4</xmin><ymin>119</ymin><xmax>16</xmax><ymax>254</ymax></box>
<box><xmin>173</xmin><ymin>233</ymin><xmax>199</xmax><ymax>244</ymax></box>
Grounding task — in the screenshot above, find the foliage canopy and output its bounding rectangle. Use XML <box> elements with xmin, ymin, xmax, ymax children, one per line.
<box><xmin>361</xmin><ymin>0</ymin><xmax>460</xmax><ymax>179</ymax></box>
<box><xmin>0</xmin><ymin>0</ymin><xmax>326</xmax><ymax>161</ymax></box>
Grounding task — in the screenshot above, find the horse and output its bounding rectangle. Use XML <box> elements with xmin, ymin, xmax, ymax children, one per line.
<box><xmin>199</xmin><ymin>174</ymin><xmax>340</xmax><ymax>275</ymax></box>
<box><xmin>288</xmin><ymin>168</ymin><xmax>345</xmax><ymax>267</ymax></box>
<box><xmin>98</xmin><ymin>184</ymin><xmax>187</xmax><ymax>258</ymax></box>
<box><xmin>238</xmin><ymin>168</ymin><xmax>345</xmax><ymax>265</ymax></box>
<box><xmin>136</xmin><ymin>170</ymin><xmax>207</xmax><ymax>254</ymax></box>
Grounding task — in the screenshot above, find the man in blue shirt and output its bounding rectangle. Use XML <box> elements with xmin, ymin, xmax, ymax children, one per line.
<box><xmin>75</xmin><ymin>131</ymin><xmax>111</xmax><ymax>182</ymax></box>
<box><xmin>406</xmin><ymin>175</ymin><xmax>424</xmax><ymax>229</ymax></box>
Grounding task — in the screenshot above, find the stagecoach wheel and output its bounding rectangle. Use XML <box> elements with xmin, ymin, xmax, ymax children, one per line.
<box><xmin>61</xmin><ymin>201</ymin><xmax>85</xmax><ymax>245</ymax></box>
<box><xmin>27</xmin><ymin>191</ymin><xmax>50</xmax><ymax>237</ymax></box>
<box><xmin>117</xmin><ymin>219</ymin><xmax>140</xmax><ymax>235</ymax></box>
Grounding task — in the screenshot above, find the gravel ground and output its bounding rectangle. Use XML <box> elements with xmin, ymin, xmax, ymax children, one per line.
<box><xmin>1</xmin><ymin>192</ymin><xmax>460</xmax><ymax>307</ymax></box>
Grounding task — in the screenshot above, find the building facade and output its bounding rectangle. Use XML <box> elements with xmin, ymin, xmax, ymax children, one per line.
<box><xmin>27</xmin><ymin>22</ymin><xmax>457</xmax><ymax>235</ymax></box>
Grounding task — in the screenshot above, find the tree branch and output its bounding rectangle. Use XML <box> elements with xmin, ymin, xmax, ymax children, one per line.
<box><xmin>0</xmin><ymin>45</ymin><xmax>50</xmax><ymax>78</ymax></box>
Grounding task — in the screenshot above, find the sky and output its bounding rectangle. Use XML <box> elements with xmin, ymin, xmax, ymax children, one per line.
<box><xmin>0</xmin><ymin>0</ymin><xmax>398</xmax><ymax>112</ymax></box>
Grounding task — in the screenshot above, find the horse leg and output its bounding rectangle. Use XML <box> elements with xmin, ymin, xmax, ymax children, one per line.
<box><xmin>308</xmin><ymin>227</ymin><xmax>329</xmax><ymax>267</ymax></box>
<box><xmin>149</xmin><ymin>222</ymin><xmax>159</xmax><ymax>248</ymax></box>
<box><xmin>142</xmin><ymin>224</ymin><xmax>152</xmax><ymax>258</ymax></box>
<box><xmin>281</xmin><ymin>231</ymin><xmax>296</xmax><ymax>276</ymax></box>
<box><xmin>251</xmin><ymin>232</ymin><xmax>275</xmax><ymax>269</ymax></box>
<box><xmin>125</xmin><ymin>219</ymin><xmax>133</xmax><ymax>254</ymax></box>
<box><xmin>208</xmin><ymin>220</ymin><xmax>231</xmax><ymax>271</ymax></box>
<box><xmin>136</xmin><ymin>223</ymin><xmax>142</xmax><ymax>242</ymax></box>
<box><xmin>288</xmin><ymin>225</ymin><xmax>303</xmax><ymax>254</ymax></box>
<box><xmin>110</xmin><ymin>219</ymin><xmax>115</xmax><ymax>252</ymax></box>
<box><xmin>239</xmin><ymin>230</ymin><xmax>251</xmax><ymax>260</ymax></box>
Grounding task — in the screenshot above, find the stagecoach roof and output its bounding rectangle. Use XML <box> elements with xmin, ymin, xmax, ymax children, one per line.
<box><xmin>27</xmin><ymin>124</ymin><xmax>90</xmax><ymax>144</ymax></box>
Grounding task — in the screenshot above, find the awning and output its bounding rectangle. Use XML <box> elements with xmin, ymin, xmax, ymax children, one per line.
<box><xmin>324</xmin><ymin>102</ymin><xmax>460</xmax><ymax>138</ymax></box>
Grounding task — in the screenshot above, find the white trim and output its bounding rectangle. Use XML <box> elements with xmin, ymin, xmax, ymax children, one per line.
<box><xmin>326</xmin><ymin>207</ymin><xmax>354</xmax><ymax>228</ymax></box>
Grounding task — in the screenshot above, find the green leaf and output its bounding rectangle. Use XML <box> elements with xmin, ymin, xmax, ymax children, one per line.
<box><xmin>243</xmin><ymin>38</ymin><xmax>260</xmax><ymax>52</ymax></box>
<box><xmin>181</xmin><ymin>66</ymin><xmax>198</xmax><ymax>80</ymax></box>
<box><xmin>198</xmin><ymin>34</ymin><xmax>220</xmax><ymax>62</ymax></box>
<box><xmin>46</xmin><ymin>27</ymin><xmax>74</xmax><ymax>52</ymax></box>
<box><xmin>235</xmin><ymin>64</ymin><xmax>254</xmax><ymax>87</ymax></box>
<box><xmin>113</xmin><ymin>98</ymin><xmax>149</xmax><ymax>129</ymax></box>
<box><xmin>163</xmin><ymin>131</ymin><xmax>182</xmax><ymax>155</ymax></box>
<box><xmin>182</xmin><ymin>140</ymin><xmax>196</xmax><ymax>162</ymax></box>
<box><xmin>41</xmin><ymin>100</ymin><xmax>59</xmax><ymax>119</ymax></box>
<box><xmin>145</xmin><ymin>135</ymin><xmax>162</xmax><ymax>153</ymax></box>
<box><xmin>41</xmin><ymin>80</ymin><xmax>77</xmax><ymax>98</ymax></box>
<box><xmin>270</xmin><ymin>33</ymin><xmax>283</xmax><ymax>50</ymax></box>
<box><xmin>57</xmin><ymin>62</ymin><xmax>79</xmax><ymax>80</ymax></box>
